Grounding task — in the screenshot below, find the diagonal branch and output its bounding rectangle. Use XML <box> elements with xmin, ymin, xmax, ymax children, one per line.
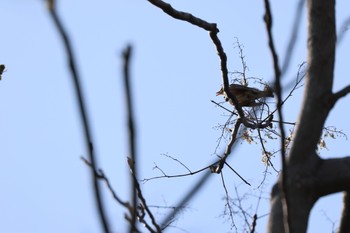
<box><xmin>211</xmin><ymin>118</ymin><xmax>243</xmax><ymax>174</ymax></box>
<box><xmin>147</xmin><ymin>0</ymin><xmax>218</xmax><ymax>32</ymax></box>
<box><xmin>47</xmin><ymin>1</ymin><xmax>110</xmax><ymax>232</ymax></box>
<box><xmin>332</xmin><ymin>84</ymin><xmax>350</xmax><ymax>105</ymax></box>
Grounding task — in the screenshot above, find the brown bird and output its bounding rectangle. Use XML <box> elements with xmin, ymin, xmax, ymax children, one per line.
<box><xmin>216</xmin><ymin>84</ymin><xmax>274</xmax><ymax>107</ymax></box>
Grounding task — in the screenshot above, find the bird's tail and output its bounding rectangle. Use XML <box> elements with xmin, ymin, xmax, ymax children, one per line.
<box><xmin>262</xmin><ymin>85</ymin><xmax>274</xmax><ymax>98</ymax></box>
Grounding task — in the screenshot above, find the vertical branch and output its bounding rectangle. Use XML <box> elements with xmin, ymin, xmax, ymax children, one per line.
<box><xmin>250</xmin><ymin>214</ymin><xmax>257</xmax><ymax>233</ymax></box>
<box><xmin>338</xmin><ymin>191</ymin><xmax>350</xmax><ymax>233</ymax></box>
<box><xmin>47</xmin><ymin>1</ymin><xmax>110</xmax><ymax>232</ymax></box>
<box><xmin>122</xmin><ymin>45</ymin><xmax>138</xmax><ymax>232</ymax></box>
<box><xmin>263</xmin><ymin>1</ymin><xmax>289</xmax><ymax>233</ymax></box>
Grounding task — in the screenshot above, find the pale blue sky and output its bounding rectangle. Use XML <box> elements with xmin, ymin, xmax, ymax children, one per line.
<box><xmin>0</xmin><ymin>0</ymin><xmax>349</xmax><ymax>232</ymax></box>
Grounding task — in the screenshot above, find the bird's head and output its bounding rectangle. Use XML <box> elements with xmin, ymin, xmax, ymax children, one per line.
<box><xmin>216</xmin><ymin>87</ymin><xmax>224</xmax><ymax>96</ymax></box>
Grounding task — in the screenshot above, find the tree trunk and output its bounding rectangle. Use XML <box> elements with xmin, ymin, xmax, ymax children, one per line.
<box><xmin>267</xmin><ymin>0</ymin><xmax>336</xmax><ymax>232</ymax></box>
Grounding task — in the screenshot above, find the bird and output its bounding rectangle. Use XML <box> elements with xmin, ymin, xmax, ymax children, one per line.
<box><xmin>216</xmin><ymin>84</ymin><xmax>274</xmax><ymax>107</ymax></box>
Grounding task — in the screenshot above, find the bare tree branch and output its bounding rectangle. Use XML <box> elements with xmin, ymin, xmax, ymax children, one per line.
<box><xmin>209</xmin><ymin>32</ymin><xmax>246</xmax><ymax>119</ymax></box>
<box><xmin>143</xmin><ymin>160</ymin><xmax>215</xmax><ymax>183</ymax></box>
<box><xmin>162</xmin><ymin>153</ymin><xmax>192</xmax><ymax>173</ymax></box>
<box><xmin>148</xmin><ymin>0</ymin><xmax>218</xmax><ymax>32</ymax></box>
<box><xmin>81</xmin><ymin>157</ymin><xmax>131</xmax><ymax>208</ymax></box>
<box><xmin>210</xmin><ymin>100</ymin><xmax>237</xmax><ymax>116</ymax></box>
<box><xmin>314</xmin><ymin>157</ymin><xmax>350</xmax><ymax>196</ymax></box>
<box><xmin>289</xmin><ymin>0</ymin><xmax>336</xmax><ymax>165</ymax></box>
<box><xmin>263</xmin><ymin>62</ymin><xmax>306</xmax><ymax>123</ymax></box>
<box><xmin>250</xmin><ymin>214</ymin><xmax>257</xmax><ymax>233</ymax></box>
<box><xmin>47</xmin><ymin>1</ymin><xmax>110</xmax><ymax>232</ymax></box>
<box><xmin>233</xmin><ymin>185</ymin><xmax>251</xmax><ymax>228</ymax></box>
<box><xmin>262</xmin><ymin>1</ymin><xmax>289</xmax><ymax>232</ymax></box>
<box><xmin>128</xmin><ymin>159</ymin><xmax>162</xmax><ymax>233</ymax></box>
<box><xmin>224</xmin><ymin>162</ymin><xmax>251</xmax><ymax>186</ymax></box>
<box><xmin>147</xmin><ymin>0</ymin><xmax>249</xmax><ymax>121</ymax></box>
<box><xmin>257</xmin><ymin>128</ymin><xmax>279</xmax><ymax>173</ymax></box>
<box><xmin>212</xmin><ymin>118</ymin><xmax>243</xmax><ymax>173</ymax></box>
<box><xmin>144</xmin><ymin>155</ymin><xmax>250</xmax><ymax>186</ymax></box>
<box><xmin>147</xmin><ymin>1</ymin><xmax>273</xmax><ymax>174</ymax></box>
<box><xmin>220</xmin><ymin>172</ymin><xmax>237</xmax><ymax>230</ymax></box>
<box><xmin>338</xmin><ymin>191</ymin><xmax>350</xmax><ymax>233</ymax></box>
<box><xmin>121</xmin><ymin>45</ymin><xmax>140</xmax><ymax>233</ymax></box>
<box><xmin>332</xmin><ymin>84</ymin><xmax>350</xmax><ymax>104</ymax></box>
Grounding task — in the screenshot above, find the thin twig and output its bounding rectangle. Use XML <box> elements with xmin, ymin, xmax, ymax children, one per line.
<box><xmin>129</xmin><ymin>161</ymin><xmax>162</xmax><ymax>233</ymax></box>
<box><xmin>233</xmin><ymin>185</ymin><xmax>250</xmax><ymax>228</ymax></box>
<box><xmin>214</xmin><ymin>119</ymin><xmax>243</xmax><ymax>173</ymax></box>
<box><xmin>220</xmin><ymin>172</ymin><xmax>237</xmax><ymax>230</ymax></box>
<box><xmin>263</xmin><ymin>62</ymin><xmax>306</xmax><ymax>123</ymax></box>
<box><xmin>143</xmin><ymin>160</ymin><xmax>219</xmax><ymax>183</ymax></box>
<box><xmin>211</xmin><ymin>100</ymin><xmax>237</xmax><ymax>116</ymax></box>
<box><xmin>224</xmin><ymin>162</ymin><xmax>251</xmax><ymax>186</ymax></box>
<box><xmin>81</xmin><ymin>157</ymin><xmax>130</xmax><ymax>207</ymax></box>
<box><xmin>213</xmin><ymin>113</ymin><xmax>235</xmax><ymax>156</ymax></box>
<box><xmin>47</xmin><ymin>1</ymin><xmax>110</xmax><ymax>232</ymax></box>
<box><xmin>271</xmin><ymin>120</ymin><xmax>295</xmax><ymax>126</ymax></box>
<box><xmin>257</xmin><ymin>128</ymin><xmax>278</xmax><ymax>173</ymax></box>
<box><xmin>144</xmin><ymin>156</ymin><xmax>250</xmax><ymax>187</ymax></box>
<box><xmin>162</xmin><ymin>153</ymin><xmax>192</xmax><ymax>173</ymax></box>
<box><xmin>234</xmin><ymin>38</ymin><xmax>248</xmax><ymax>86</ymax></box>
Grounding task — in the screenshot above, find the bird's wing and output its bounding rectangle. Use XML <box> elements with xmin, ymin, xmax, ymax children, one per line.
<box><xmin>229</xmin><ymin>84</ymin><xmax>260</xmax><ymax>93</ymax></box>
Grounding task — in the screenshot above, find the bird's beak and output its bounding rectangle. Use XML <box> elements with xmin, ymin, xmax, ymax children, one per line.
<box><xmin>216</xmin><ymin>88</ymin><xmax>224</xmax><ymax>96</ymax></box>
